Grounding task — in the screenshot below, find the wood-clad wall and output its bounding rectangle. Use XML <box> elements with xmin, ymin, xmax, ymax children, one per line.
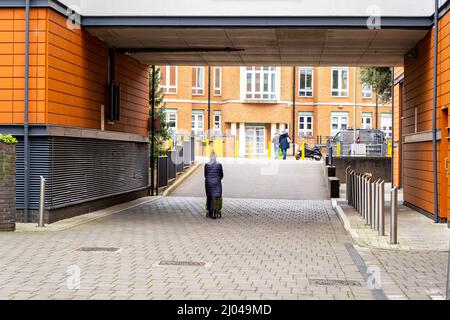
<box><xmin>402</xmin><ymin>10</ymin><xmax>450</xmax><ymax>219</ymax></box>
<box><xmin>0</xmin><ymin>8</ymin><xmax>47</xmax><ymax>124</ymax></box>
<box><xmin>0</xmin><ymin>8</ymin><xmax>149</xmax><ymax>137</ymax></box>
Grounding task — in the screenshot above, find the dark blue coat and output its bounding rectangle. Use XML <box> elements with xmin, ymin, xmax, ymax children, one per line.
<box><xmin>204</xmin><ymin>161</ymin><xmax>224</xmax><ymax>198</ymax></box>
<box><xmin>279</xmin><ymin>133</ymin><xmax>290</xmax><ymax>150</ymax></box>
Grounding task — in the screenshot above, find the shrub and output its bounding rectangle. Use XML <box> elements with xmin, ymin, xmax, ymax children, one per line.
<box><xmin>0</xmin><ymin>134</ymin><xmax>18</xmax><ymax>145</ymax></box>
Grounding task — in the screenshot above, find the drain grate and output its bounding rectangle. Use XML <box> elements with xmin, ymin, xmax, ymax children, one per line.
<box><xmin>156</xmin><ymin>260</ymin><xmax>206</xmax><ymax>267</ymax></box>
<box><xmin>308</xmin><ymin>278</ymin><xmax>362</xmax><ymax>287</ymax></box>
<box><xmin>77</xmin><ymin>247</ymin><xmax>120</xmax><ymax>252</ymax></box>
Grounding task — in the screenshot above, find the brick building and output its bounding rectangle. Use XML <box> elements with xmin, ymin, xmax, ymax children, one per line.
<box><xmin>160</xmin><ymin>66</ymin><xmax>392</xmax><ymax>156</ymax></box>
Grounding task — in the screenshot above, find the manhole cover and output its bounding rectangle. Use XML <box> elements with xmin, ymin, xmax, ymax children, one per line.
<box><xmin>155</xmin><ymin>260</ymin><xmax>207</xmax><ymax>267</ymax></box>
<box><xmin>308</xmin><ymin>278</ymin><xmax>362</xmax><ymax>287</ymax></box>
<box><xmin>77</xmin><ymin>247</ymin><xmax>121</xmax><ymax>252</ymax></box>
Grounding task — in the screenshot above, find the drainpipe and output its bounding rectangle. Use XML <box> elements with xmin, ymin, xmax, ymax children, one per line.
<box><xmin>23</xmin><ymin>0</ymin><xmax>30</xmax><ymax>223</ymax></box>
<box><xmin>391</xmin><ymin>67</ymin><xmax>395</xmax><ymax>184</ymax></box>
<box><xmin>150</xmin><ymin>65</ymin><xmax>155</xmax><ymax>196</ymax></box>
<box><xmin>353</xmin><ymin>67</ymin><xmax>357</xmax><ymax>143</ymax></box>
<box><xmin>292</xmin><ymin>66</ymin><xmax>296</xmax><ymax>156</ymax></box>
<box><xmin>432</xmin><ymin>0</ymin><xmax>439</xmax><ymax>223</ymax></box>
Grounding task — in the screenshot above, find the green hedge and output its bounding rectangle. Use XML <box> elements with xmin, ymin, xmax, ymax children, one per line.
<box><xmin>0</xmin><ymin>134</ymin><xmax>17</xmax><ymax>145</ymax></box>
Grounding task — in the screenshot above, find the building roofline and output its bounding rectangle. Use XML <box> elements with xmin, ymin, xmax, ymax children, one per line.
<box><xmin>3</xmin><ymin>0</ymin><xmax>450</xmax><ymax>30</ymax></box>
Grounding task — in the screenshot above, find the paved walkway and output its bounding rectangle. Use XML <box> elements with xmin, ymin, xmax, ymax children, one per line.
<box><xmin>171</xmin><ymin>158</ymin><xmax>328</xmax><ymax>200</ymax></box>
<box><xmin>0</xmin><ymin>159</ymin><xmax>448</xmax><ymax>300</ymax></box>
<box><xmin>0</xmin><ymin>197</ymin><xmax>379</xmax><ymax>300</ymax></box>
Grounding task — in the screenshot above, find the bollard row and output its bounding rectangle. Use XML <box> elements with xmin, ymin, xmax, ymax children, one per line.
<box><xmin>346</xmin><ymin>166</ymin><xmax>397</xmax><ymax>241</ymax></box>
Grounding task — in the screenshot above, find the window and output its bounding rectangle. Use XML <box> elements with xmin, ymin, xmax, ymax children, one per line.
<box><xmin>362</xmin><ymin>83</ymin><xmax>372</xmax><ymax>99</ymax></box>
<box><xmin>192</xmin><ymin>67</ymin><xmax>204</xmax><ymax>95</ymax></box>
<box><xmin>165</xmin><ymin>109</ymin><xmax>177</xmax><ymax>134</ymax></box>
<box><xmin>299</xmin><ymin>68</ymin><xmax>313</xmax><ymax>97</ymax></box>
<box><xmin>331</xmin><ymin>68</ymin><xmax>349</xmax><ymax>97</ymax></box>
<box><xmin>298</xmin><ymin>112</ymin><xmax>313</xmax><ymax>138</ymax></box>
<box><xmin>191</xmin><ymin>112</ymin><xmax>204</xmax><ymax>135</ymax></box>
<box><xmin>381</xmin><ymin>113</ymin><xmax>392</xmax><ymax>138</ymax></box>
<box><xmin>213</xmin><ymin>67</ymin><xmax>221</xmax><ymax>96</ymax></box>
<box><xmin>362</xmin><ymin>112</ymin><xmax>372</xmax><ymax>129</ymax></box>
<box><xmin>213</xmin><ymin>111</ymin><xmax>221</xmax><ymax>136</ymax></box>
<box><xmin>245</xmin><ymin>66</ymin><xmax>277</xmax><ymax>100</ymax></box>
<box><xmin>160</xmin><ymin>66</ymin><xmax>177</xmax><ymax>94</ymax></box>
<box><xmin>331</xmin><ymin>112</ymin><xmax>349</xmax><ymax>136</ymax></box>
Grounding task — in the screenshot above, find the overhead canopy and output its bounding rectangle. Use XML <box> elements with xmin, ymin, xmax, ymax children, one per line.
<box><xmin>53</xmin><ymin>0</ymin><xmax>442</xmax><ymax>65</ymax></box>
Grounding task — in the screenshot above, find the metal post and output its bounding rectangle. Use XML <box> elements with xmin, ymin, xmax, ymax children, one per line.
<box><xmin>378</xmin><ymin>180</ymin><xmax>385</xmax><ymax>236</ymax></box>
<box><xmin>370</xmin><ymin>179</ymin><xmax>376</xmax><ymax>227</ymax></box>
<box><xmin>208</xmin><ymin>66</ymin><xmax>211</xmax><ymax>134</ymax></box>
<box><xmin>446</xmin><ymin>242</ymin><xmax>450</xmax><ymax>300</ymax></box>
<box><xmin>38</xmin><ymin>176</ymin><xmax>45</xmax><ymax>227</ymax></box>
<box><xmin>345</xmin><ymin>166</ymin><xmax>350</xmax><ymax>204</ymax></box>
<box><xmin>24</xmin><ymin>0</ymin><xmax>30</xmax><ymax>223</ymax></box>
<box><xmin>366</xmin><ymin>178</ymin><xmax>371</xmax><ymax>225</ymax></box>
<box><xmin>150</xmin><ymin>65</ymin><xmax>156</xmax><ymax>196</ymax></box>
<box><xmin>432</xmin><ymin>0</ymin><xmax>439</xmax><ymax>223</ymax></box>
<box><xmin>356</xmin><ymin>174</ymin><xmax>361</xmax><ymax>213</ymax></box>
<box><xmin>390</xmin><ymin>186</ymin><xmax>398</xmax><ymax>244</ymax></box>
<box><xmin>374</xmin><ymin>179</ymin><xmax>381</xmax><ymax>231</ymax></box>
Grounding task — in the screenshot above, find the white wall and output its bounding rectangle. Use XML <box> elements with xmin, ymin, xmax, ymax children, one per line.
<box><xmin>60</xmin><ymin>0</ymin><xmax>435</xmax><ymax>17</ymax></box>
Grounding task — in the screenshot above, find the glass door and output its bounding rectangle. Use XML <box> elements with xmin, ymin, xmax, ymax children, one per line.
<box><xmin>245</xmin><ymin>126</ymin><xmax>266</xmax><ymax>156</ymax></box>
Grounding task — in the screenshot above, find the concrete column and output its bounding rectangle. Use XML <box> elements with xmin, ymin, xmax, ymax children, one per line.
<box><xmin>231</xmin><ymin>122</ymin><xmax>237</xmax><ymax>136</ymax></box>
<box><xmin>239</xmin><ymin>122</ymin><xmax>246</xmax><ymax>157</ymax></box>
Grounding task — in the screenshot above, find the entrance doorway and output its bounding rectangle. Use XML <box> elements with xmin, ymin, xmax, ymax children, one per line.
<box><xmin>245</xmin><ymin>126</ymin><xmax>266</xmax><ymax>156</ymax></box>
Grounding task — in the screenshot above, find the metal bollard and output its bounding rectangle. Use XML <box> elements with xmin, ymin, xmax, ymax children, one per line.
<box><xmin>346</xmin><ymin>166</ymin><xmax>351</xmax><ymax>203</ymax></box>
<box><xmin>366</xmin><ymin>178</ymin><xmax>372</xmax><ymax>225</ymax></box>
<box><xmin>446</xmin><ymin>242</ymin><xmax>450</xmax><ymax>300</ymax></box>
<box><xmin>390</xmin><ymin>186</ymin><xmax>398</xmax><ymax>244</ymax></box>
<box><xmin>361</xmin><ymin>175</ymin><xmax>366</xmax><ymax>218</ymax></box>
<box><xmin>364</xmin><ymin>176</ymin><xmax>369</xmax><ymax>221</ymax></box>
<box><xmin>378</xmin><ymin>180</ymin><xmax>385</xmax><ymax>236</ymax></box>
<box><xmin>370</xmin><ymin>179</ymin><xmax>376</xmax><ymax>228</ymax></box>
<box><xmin>357</xmin><ymin>174</ymin><xmax>362</xmax><ymax>213</ymax></box>
<box><xmin>38</xmin><ymin>176</ymin><xmax>46</xmax><ymax>227</ymax></box>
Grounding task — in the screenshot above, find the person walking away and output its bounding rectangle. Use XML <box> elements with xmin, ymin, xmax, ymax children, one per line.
<box><xmin>279</xmin><ymin>130</ymin><xmax>291</xmax><ymax>160</ymax></box>
<box><xmin>204</xmin><ymin>152</ymin><xmax>224</xmax><ymax>219</ymax></box>
<box><xmin>272</xmin><ymin>131</ymin><xmax>280</xmax><ymax>159</ymax></box>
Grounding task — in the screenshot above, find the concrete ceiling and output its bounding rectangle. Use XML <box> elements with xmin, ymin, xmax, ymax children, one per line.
<box><xmin>87</xmin><ymin>27</ymin><xmax>429</xmax><ymax>66</ymax></box>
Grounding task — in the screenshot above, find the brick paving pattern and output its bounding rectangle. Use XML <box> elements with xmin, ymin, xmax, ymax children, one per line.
<box><xmin>0</xmin><ymin>197</ymin><xmax>377</xmax><ymax>300</ymax></box>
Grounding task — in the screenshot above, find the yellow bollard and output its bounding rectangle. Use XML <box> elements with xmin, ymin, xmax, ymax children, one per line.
<box><xmin>235</xmin><ymin>140</ymin><xmax>239</xmax><ymax>158</ymax></box>
<box><xmin>168</xmin><ymin>138</ymin><xmax>172</xmax><ymax>150</ymax></box>
<box><xmin>301</xmin><ymin>142</ymin><xmax>305</xmax><ymax>161</ymax></box>
<box><xmin>268</xmin><ymin>141</ymin><xmax>272</xmax><ymax>159</ymax></box>
<box><xmin>247</xmin><ymin>143</ymin><xmax>251</xmax><ymax>159</ymax></box>
<box><xmin>205</xmin><ymin>140</ymin><xmax>210</xmax><ymax>157</ymax></box>
<box><xmin>387</xmin><ymin>140</ymin><xmax>392</xmax><ymax>157</ymax></box>
<box><xmin>336</xmin><ymin>142</ymin><xmax>341</xmax><ymax>157</ymax></box>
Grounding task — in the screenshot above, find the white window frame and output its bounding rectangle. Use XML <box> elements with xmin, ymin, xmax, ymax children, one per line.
<box><xmin>362</xmin><ymin>83</ymin><xmax>372</xmax><ymax>99</ymax></box>
<box><xmin>381</xmin><ymin>113</ymin><xmax>392</xmax><ymax>138</ymax></box>
<box><xmin>191</xmin><ymin>112</ymin><xmax>204</xmax><ymax>135</ymax></box>
<box><xmin>298</xmin><ymin>67</ymin><xmax>314</xmax><ymax>97</ymax></box>
<box><xmin>331</xmin><ymin>67</ymin><xmax>349</xmax><ymax>97</ymax></box>
<box><xmin>245</xmin><ymin>66</ymin><xmax>277</xmax><ymax>100</ymax></box>
<box><xmin>213</xmin><ymin>67</ymin><xmax>221</xmax><ymax>96</ymax></box>
<box><xmin>213</xmin><ymin>111</ymin><xmax>221</xmax><ymax>136</ymax></box>
<box><xmin>166</xmin><ymin>109</ymin><xmax>177</xmax><ymax>134</ymax></box>
<box><xmin>298</xmin><ymin>112</ymin><xmax>313</xmax><ymax>138</ymax></box>
<box><xmin>192</xmin><ymin>67</ymin><xmax>204</xmax><ymax>95</ymax></box>
<box><xmin>330</xmin><ymin>112</ymin><xmax>349</xmax><ymax>136</ymax></box>
<box><xmin>362</xmin><ymin>112</ymin><xmax>372</xmax><ymax>129</ymax></box>
<box><xmin>160</xmin><ymin>66</ymin><xmax>177</xmax><ymax>94</ymax></box>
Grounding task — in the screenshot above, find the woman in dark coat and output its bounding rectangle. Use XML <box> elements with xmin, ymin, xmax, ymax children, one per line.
<box><xmin>204</xmin><ymin>152</ymin><xmax>224</xmax><ymax>219</ymax></box>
